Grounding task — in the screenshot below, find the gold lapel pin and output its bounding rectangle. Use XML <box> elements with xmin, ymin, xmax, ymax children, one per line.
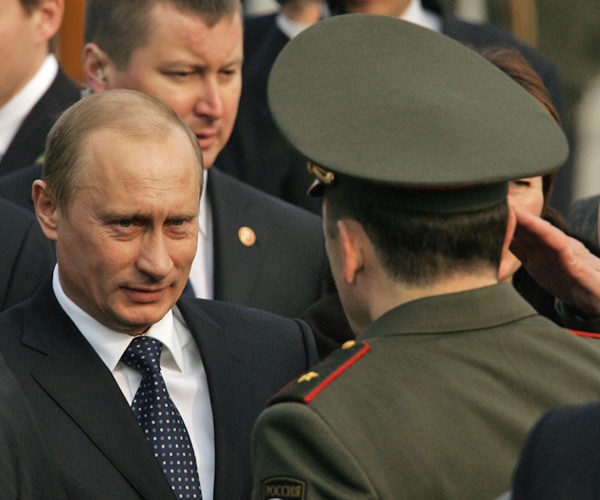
<box><xmin>238</xmin><ymin>226</ymin><xmax>256</xmax><ymax>247</ymax></box>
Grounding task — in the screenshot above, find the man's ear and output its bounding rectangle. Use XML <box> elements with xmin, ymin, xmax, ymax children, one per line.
<box><xmin>82</xmin><ymin>43</ymin><xmax>111</xmax><ymax>93</ymax></box>
<box><xmin>498</xmin><ymin>205</ymin><xmax>518</xmax><ymax>282</ymax></box>
<box><xmin>34</xmin><ymin>0</ymin><xmax>64</xmax><ymax>45</ymax></box>
<box><xmin>337</xmin><ymin>219</ymin><xmax>366</xmax><ymax>285</ymax></box>
<box><xmin>33</xmin><ymin>179</ymin><xmax>59</xmax><ymax>241</ymax></box>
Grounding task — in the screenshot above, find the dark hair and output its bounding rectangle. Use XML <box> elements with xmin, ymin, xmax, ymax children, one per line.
<box><xmin>324</xmin><ymin>179</ymin><xmax>508</xmax><ymax>286</ymax></box>
<box><xmin>84</xmin><ymin>0</ymin><xmax>242</xmax><ymax>70</ymax></box>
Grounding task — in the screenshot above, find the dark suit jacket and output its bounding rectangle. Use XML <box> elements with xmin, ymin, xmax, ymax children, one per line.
<box><xmin>0</xmin><ymin>68</ymin><xmax>81</xmax><ymax>176</ymax></box>
<box><xmin>0</xmin><ymin>166</ymin><xmax>327</xmax><ymax>318</ymax></box>
<box><xmin>512</xmin><ymin>400</ymin><xmax>600</xmax><ymax>499</ymax></box>
<box><xmin>208</xmin><ymin>167</ymin><xmax>326</xmax><ymax>316</ymax></box>
<box><xmin>0</xmin><ymin>278</ymin><xmax>318</xmax><ymax>499</ymax></box>
<box><xmin>216</xmin><ymin>14</ymin><xmax>320</xmax><ymax>214</ymax></box>
<box><xmin>0</xmin><ymin>198</ymin><xmax>54</xmax><ymax>311</ymax></box>
<box><xmin>0</xmin><ymin>351</ymin><xmax>63</xmax><ymax>499</ymax></box>
<box><xmin>218</xmin><ymin>0</ymin><xmax>569</xmax><ymax>213</ymax></box>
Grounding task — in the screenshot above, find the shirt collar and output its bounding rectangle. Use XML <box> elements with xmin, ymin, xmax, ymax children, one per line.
<box><xmin>359</xmin><ymin>283</ymin><xmax>535</xmax><ymax>340</ymax></box>
<box><xmin>0</xmin><ymin>54</ymin><xmax>59</xmax><ymax>156</ymax></box>
<box><xmin>275</xmin><ymin>0</ymin><xmax>439</xmax><ymax>39</ymax></box>
<box><xmin>276</xmin><ymin>4</ymin><xmax>330</xmax><ymax>39</ymax></box>
<box><xmin>52</xmin><ymin>265</ymin><xmax>187</xmax><ymax>373</ymax></box>
<box><xmin>199</xmin><ymin>169</ymin><xmax>209</xmax><ymax>238</ymax></box>
<box><xmin>401</xmin><ymin>0</ymin><xmax>442</xmax><ymax>32</ymax></box>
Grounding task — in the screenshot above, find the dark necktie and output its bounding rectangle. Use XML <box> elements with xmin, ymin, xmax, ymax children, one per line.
<box><xmin>122</xmin><ymin>336</ymin><xmax>202</xmax><ymax>499</ymax></box>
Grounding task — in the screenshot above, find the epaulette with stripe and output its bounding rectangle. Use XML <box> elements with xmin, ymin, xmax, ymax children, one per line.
<box><xmin>268</xmin><ymin>340</ymin><xmax>371</xmax><ymax>406</ymax></box>
<box><xmin>570</xmin><ymin>329</ymin><xmax>600</xmax><ymax>340</ymax></box>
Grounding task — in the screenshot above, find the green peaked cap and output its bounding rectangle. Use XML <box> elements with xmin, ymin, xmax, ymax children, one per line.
<box><xmin>267</xmin><ymin>14</ymin><xmax>568</xmax><ymax>212</ymax></box>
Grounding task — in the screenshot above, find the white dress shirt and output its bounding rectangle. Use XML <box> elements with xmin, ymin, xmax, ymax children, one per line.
<box><xmin>189</xmin><ymin>169</ymin><xmax>214</xmax><ymax>299</ymax></box>
<box><xmin>276</xmin><ymin>4</ymin><xmax>330</xmax><ymax>39</ymax></box>
<box><xmin>275</xmin><ymin>0</ymin><xmax>440</xmax><ymax>41</ymax></box>
<box><xmin>52</xmin><ymin>267</ymin><xmax>216</xmax><ymax>499</ymax></box>
<box><xmin>0</xmin><ymin>54</ymin><xmax>58</xmax><ymax>161</ymax></box>
<box><xmin>402</xmin><ymin>0</ymin><xmax>442</xmax><ymax>32</ymax></box>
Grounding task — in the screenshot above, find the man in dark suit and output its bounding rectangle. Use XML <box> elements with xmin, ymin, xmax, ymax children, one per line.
<box><xmin>0</xmin><ymin>197</ymin><xmax>54</xmax><ymax>311</ymax></box>
<box><xmin>216</xmin><ymin>0</ymin><xmax>324</xmax><ymax>213</ymax></box>
<box><xmin>0</xmin><ymin>0</ymin><xmax>327</xmax><ymax>320</ymax></box>
<box><xmin>0</xmin><ymin>0</ymin><xmax>81</xmax><ymax>177</ymax></box>
<box><xmin>0</xmin><ymin>89</ymin><xmax>317</xmax><ymax>499</ymax></box>
<box><xmin>0</xmin><ymin>350</ymin><xmax>63</xmax><ymax>499</ymax></box>
<box><xmin>250</xmin><ymin>16</ymin><xmax>600</xmax><ymax>498</ymax></box>
<box><xmin>217</xmin><ymin>0</ymin><xmax>570</xmax><ymax>213</ymax></box>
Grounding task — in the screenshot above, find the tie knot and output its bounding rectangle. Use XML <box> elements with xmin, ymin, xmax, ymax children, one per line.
<box><xmin>122</xmin><ymin>336</ymin><xmax>163</xmax><ymax>376</ymax></box>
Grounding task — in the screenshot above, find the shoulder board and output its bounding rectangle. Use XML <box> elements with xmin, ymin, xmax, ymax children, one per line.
<box><xmin>268</xmin><ymin>340</ymin><xmax>371</xmax><ymax>406</ymax></box>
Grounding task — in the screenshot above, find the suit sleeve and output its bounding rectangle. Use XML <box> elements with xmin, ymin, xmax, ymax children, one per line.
<box><xmin>251</xmin><ymin>402</ymin><xmax>377</xmax><ymax>499</ymax></box>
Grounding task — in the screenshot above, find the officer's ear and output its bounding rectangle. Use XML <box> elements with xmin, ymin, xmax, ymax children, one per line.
<box><xmin>337</xmin><ymin>219</ymin><xmax>367</xmax><ymax>285</ymax></box>
<box><xmin>498</xmin><ymin>206</ymin><xmax>518</xmax><ymax>282</ymax></box>
<box><xmin>33</xmin><ymin>179</ymin><xmax>60</xmax><ymax>241</ymax></box>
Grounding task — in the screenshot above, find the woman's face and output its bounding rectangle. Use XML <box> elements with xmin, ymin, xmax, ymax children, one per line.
<box><xmin>503</xmin><ymin>176</ymin><xmax>545</xmax><ymax>282</ymax></box>
<box><xmin>508</xmin><ymin>177</ymin><xmax>545</xmax><ymax>218</ymax></box>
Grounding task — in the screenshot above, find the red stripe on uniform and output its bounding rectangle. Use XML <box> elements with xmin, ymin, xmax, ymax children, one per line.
<box><xmin>569</xmin><ymin>329</ymin><xmax>600</xmax><ymax>339</ymax></box>
<box><xmin>303</xmin><ymin>342</ymin><xmax>371</xmax><ymax>404</ymax></box>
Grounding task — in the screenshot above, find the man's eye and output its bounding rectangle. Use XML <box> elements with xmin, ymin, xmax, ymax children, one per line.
<box><xmin>167</xmin><ymin>71</ymin><xmax>193</xmax><ymax>79</ymax></box>
<box><xmin>117</xmin><ymin>220</ymin><xmax>133</xmax><ymax>228</ymax></box>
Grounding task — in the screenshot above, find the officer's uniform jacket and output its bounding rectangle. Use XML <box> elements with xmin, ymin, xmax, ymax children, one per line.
<box><xmin>252</xmin><ymin>283</ymin><xmax>600</xmax><ymax>499</ymax></box>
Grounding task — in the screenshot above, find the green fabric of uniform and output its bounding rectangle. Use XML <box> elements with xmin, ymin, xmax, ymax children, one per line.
<box><xmin>252</xmin><ymin>283</ymin><xmax>600</xmax><ymax>499</ymax></box>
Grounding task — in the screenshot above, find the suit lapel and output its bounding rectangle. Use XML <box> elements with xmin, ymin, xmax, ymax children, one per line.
<box><xmin>0</xmin><ymin>70</ymin><xmax>80</xmax><ymax>175</ymax></box>
<box><xmin>208</xmin><ymin>168</ymin><xmax>267</xmax><ymax>306</ymax></box>
<box><xmin>178</xmin><ymin>298</ymin><xmax>254</xmax><ymax>499</ymax></box>
<box><xmin>23</xmin><ymin>282</ymin><xmax>174</xmax><ymax>499</ymax></box>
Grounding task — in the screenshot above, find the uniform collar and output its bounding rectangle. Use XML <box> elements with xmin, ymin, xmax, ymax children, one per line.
<box><xmin>360</xmin><ymin>283</ymin><xmax>537</xmax><ymax>340</ymax></box>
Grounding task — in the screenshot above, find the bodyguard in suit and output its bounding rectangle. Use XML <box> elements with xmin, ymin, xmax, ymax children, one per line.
<box><xmin>217</xmin><ymin>0</ymin><xmax>568</xmax><ymax>213</ymax></box>
<box><xmin>251</xmin><ymin>16</ymin><xmax>600</xmax><ymax>499</ymax></box>
<box><xmin>0</xmin><ymin>89</ymin><xmax>318</xmax><ymax>499</ymax></box>
<box><xmin>216</xmin><ymin>0</ymin><xmax>324</xmax><ymax>213</ymax></box>
<box><xmin>0</xmin><ymin>0</ymin><xmax>327</xmax><ymax>319</ymax></box>
<box><xmin>0</xmin><ymin>197</ymin><xmax>54</xmax><ymax>311</ymax></box>
<box><xmin>0</xmin><ymin>0</ymin><xmax>80</xmax><ymax>177</ymax></box>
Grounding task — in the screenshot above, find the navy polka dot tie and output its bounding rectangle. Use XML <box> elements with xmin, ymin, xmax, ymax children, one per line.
<box><xmin>122</xmin><ymin>336</ymin><xmax>202</xmax><ymax>499</ymax></box>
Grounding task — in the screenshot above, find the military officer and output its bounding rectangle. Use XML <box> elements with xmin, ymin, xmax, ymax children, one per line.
<box><xmin>250</xmin><ymin>14</ymin><xmax>600</xmax><ymax>499</ymax></box>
